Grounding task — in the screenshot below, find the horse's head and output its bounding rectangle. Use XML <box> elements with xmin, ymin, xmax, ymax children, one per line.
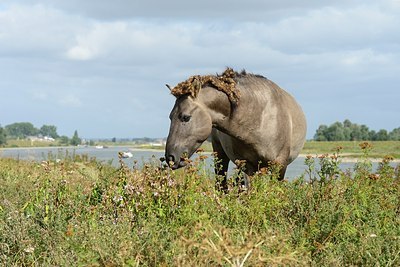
<box><xmin>165</xmin><ymin>94</ymin><xmax>212</xmax><ymax>169</ymax></box>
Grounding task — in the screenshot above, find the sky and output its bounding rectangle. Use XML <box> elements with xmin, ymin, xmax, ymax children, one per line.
<box><xmin>0</xmin><ymin>0</ymin><xmax>399</xmax><ymax>139</ymax></box>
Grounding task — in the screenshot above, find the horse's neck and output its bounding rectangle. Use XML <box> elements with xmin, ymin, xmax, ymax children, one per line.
<box><xmin>198</xmin><ymin>87</ymin><xmax>252</xmax><ymax>141</ymax></box>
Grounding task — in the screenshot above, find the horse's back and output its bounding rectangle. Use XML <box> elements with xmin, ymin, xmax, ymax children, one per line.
<box><xmin>213</xmin><ymin>75</ymin><xmax>306</xmax><ymax>171</ymax></box>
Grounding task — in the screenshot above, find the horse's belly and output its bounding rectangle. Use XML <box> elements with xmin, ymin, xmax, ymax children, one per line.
<box><xmin>213</xmin><ymin>130</ymin><xmax>262</xmax><ymax>166</ymax></box>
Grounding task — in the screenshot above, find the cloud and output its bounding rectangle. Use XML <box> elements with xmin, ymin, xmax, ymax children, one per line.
<box><xmin>0</xmin><ymin>0</ymin><xmax>399</xmax><ymax>138</ymax></box>
<box><xmin>67</xmin><ymin>46</ymin><xmax>96</xmax><ymax>61</ymax></box>
<box><xmin>8</xmin><ymin>0</ymin><xmax>355</xmax><ymax>21</ymax></box>
<box><xmin>0</xmin><ymin>4</ymin><xmax>83</xmax><ymax>57</ymax></box>
<box><xmin>58</xmin><ymin>94</ymin><xmax>83</xmax><ymax>108</ymax></box>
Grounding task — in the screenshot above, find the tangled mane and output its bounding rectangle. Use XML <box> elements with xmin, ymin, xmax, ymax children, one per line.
<box><xmin>170</xmin><ymin>68</ymin><xmax>241</xmax><ymax>105</ymax></box>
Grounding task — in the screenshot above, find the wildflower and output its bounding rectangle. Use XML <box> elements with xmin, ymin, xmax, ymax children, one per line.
<box><xmin>196</xmin><ymin>148</ymin><xmax>205</xmax><ymax>153</ymax></box>
<box><xmin>167</xmin><ymin>178</ymin><xmax>175</xmax><ymax>187</ymax></box>
<box><xmin>382</xmin><ymin>155</ymin><xmax>394</xmax><ymax>163</ymax></box>
<box><xmin>259</xmin><ymin>167</ymin><xmax>268</xmax><ymax>175</ymax></box>
<box><xmin>24</xmin><ymin>246</ymin><xmax>35</xmax><ymax>253</ymax></box>
<box><xmin>235</xmin><ymin>159</ymin><xmax>247</xmax><ymax>168</ymax></box>
<box><xmin>124</xmin><ymin>184</ymin><xmax>135</xmax><ymax>195</ymax></box>
<box><xmin>199</xmin><ymin>155</ymin><xmax>208</xmax><ymax>161</ymax></box>
<box><xmin>113</xmin><ymin>195</ymin><xmax>123</xmax><ymax>203</ymax></box>
<box><xmin>359</xmin><ymin>142</ymin><xmax>372</xmax><ymax>150</ymax></box>
<box><xmin>65</xmin><ymin>225</ymin><xmax>74</xmax><ymax>237</ymax></box>
<box><xmin>335</xmin><ymin>146</ymin><xmax>343</xmax><ymax>151</ymax></box>
<box><xmin>368</xmin><ymin>174</ymin><xmax>380</xmax><ymax>180</ymax></box>
<box><xmin>183</xmin><ymin>157</ymin><xmax>192</xmax><ymax>164</ymax></box>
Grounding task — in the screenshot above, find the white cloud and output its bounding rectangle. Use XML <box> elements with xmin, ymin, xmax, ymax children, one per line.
<box><xmin>67</xmin><ymin>46</ymin><xmax>96</xmax><ymax>61</ymax></box>
<box><xmin>249</xmin><ymin>5</ymin><xmax>399</xmax><ymax>55</ymax></box>
<box><xmin>58</xmin><ymin>94</ymin><xmax>82</xmax><ymax>108</ymax></box>
<box><xmin>0</xmin><ymin>0</ymin><xmax>399</xmax><ymax>137</ymax></box>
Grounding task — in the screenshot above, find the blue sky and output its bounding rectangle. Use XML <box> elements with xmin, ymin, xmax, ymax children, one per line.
<box><xmin>0</xmin><ymin>0</ymin><xmax>399</xmax><ymax>138</ymax></box>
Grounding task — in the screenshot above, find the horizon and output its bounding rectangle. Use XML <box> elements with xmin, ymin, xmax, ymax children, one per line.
<box><xmin>1</xmin><ymin>119</ymin><xmax>399</xmax><ymax>141</ymax></box>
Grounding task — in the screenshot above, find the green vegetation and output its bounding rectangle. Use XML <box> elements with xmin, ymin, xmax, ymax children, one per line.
<box><xmin>1</xmin><ymin>145</ymin><xmax>399</xmax><ymax>266</ymax></box>
<box><xmin>0</xmin><ymin>125</ymin><xmax>6</xmax><ymax>146</ymax></box>
<box><xmin>4</xmin><ymin>122</ymin><xmax>40</xmax><ymax>139</ymax></box>
<box><xmin>39</xmin><ymin>125</ymin><xmax>59</xmax><ymax>139</ymax></box>
<box><xmin>303</xmin><ymin>141</ymin><xmax>400</xmax><ymax>159</ymax></box>
<box><xmin>70</xmin><ymin>130</ymin><xmax>82</xmax><ymax>146</ymax></box>
<box><xmin>4</xmin><ymin>122</ymin><xmax>60</xmax><ymax>140</ymax></box>
<box><xmin>314</xmin><ymin>119</ymin><xmax>400</xmax><ymax>141</ymax></box>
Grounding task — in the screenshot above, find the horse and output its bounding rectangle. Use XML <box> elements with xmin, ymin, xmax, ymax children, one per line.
<box><xmin>165</xmin><ymin>68</ymin><xmax>306</xmax><ymax>191</ymax></box>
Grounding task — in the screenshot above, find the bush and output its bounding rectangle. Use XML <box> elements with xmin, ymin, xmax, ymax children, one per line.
<box><xmin>0</xmin><ymin>146</ymin><xmax>399</xmax><ymax>266</ymax></box>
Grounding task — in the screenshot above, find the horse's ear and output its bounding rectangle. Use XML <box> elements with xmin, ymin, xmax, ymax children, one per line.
<box><xmin>165</xmin><ymin>84</ymin><xmax>172</xmax><ymax>91</ymax></box>
<box><xmin>192</xmin><ymin>77</ymin><xmax>201</xmax><ymax>98</ymax></box>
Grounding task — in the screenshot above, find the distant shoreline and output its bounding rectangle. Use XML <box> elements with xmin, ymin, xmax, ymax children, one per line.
<box><xmin>1</xmin><ymin>146</ymin><xmax>399</xmax><ymax>163</ymax></box>
<box><xmin>298</xmin><ymin>154</ymin><xmax>400</xmax><ymax>163</ymax></box>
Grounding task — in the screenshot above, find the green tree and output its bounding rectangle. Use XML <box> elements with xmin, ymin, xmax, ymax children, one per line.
<box><xmin>40</xmin><ymin>125</ymin><xmax>59</xmax><ymax>139</ymax></box>
<box><xmin>369</xmin><ymin>130</ymin><xmax>377</xmax><ymax>141</ymax></box>
<box><xmin>70</xmin><ymin>130</ymin><xmax>81</xmax><ymax>146</ymax></box>
<box><xmin>0</xmin><ymin>125</ymin><xmax>7</xmax><ymax>146</ymax></box>
<box><xmin>5</xmin><ymin>122</ymin><xmax>38</xmax><ymax>138</ymax></box>
<box><xmin>314</xmin><ymin>120</ymin><xmax>396</xmax><ymax>141</ymax></box>
<box><xmin>325</xmin><ymin>122</ymin><xmax>345</xmax><ymax>141</ymax></box>
<box><xmin>59</xmin><ymin>136</ymin><xmax>70</xmax><ymax>145</ymax></box>
<box><xmin>359</xmin><ymin>125</ymin><xmax>370</xmax><ymax>140</ymax></box>
<box><xmin>314</xmin><ymin>125</ymin><xmax>328</xmax><ymax>141</ymax></box>
<box><xmin>389</xmin><ymin>127</ymin><xmax>400</xmax><ymax>141</ymax></box>
<box><xmin>375</xmin><ymin>129</ymin><xmax>389</xmax><ymax>141</ymax></box>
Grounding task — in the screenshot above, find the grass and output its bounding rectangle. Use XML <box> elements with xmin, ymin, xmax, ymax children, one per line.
<box><xmin>302</xmin><ymin>141</ymin><xmax>400</xmax><ymax>158</ymax></box>
<box><xmin>4</xmin><ymin>139</ymin><xmax>61</xmax><ymax>148</ymax></box>
<box><xmin>0</xmin><ymin>143</ymin><xmax>399</xmax><ymax>266</ymax></box>
<box><xmin>4</xmin><ymin>139</ymin><xmax>400</xmax><ymax>159</ymax></box>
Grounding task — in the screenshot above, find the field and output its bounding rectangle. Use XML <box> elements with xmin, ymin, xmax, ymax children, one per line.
<box><xmin>302</xmin><ymin>141</ymin><xmax>400</xmax><ymax>159</ymax></box>
<box><xmin>0</xmin><ymin>144</ymin><xmax>399</xmax><ymax>266</ymax></box>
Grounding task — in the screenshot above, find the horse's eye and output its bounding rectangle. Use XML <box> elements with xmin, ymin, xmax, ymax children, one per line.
<box><xmin>181</xmin><ymin>115</ymin><xmax>191</xmax><ymax>122</ymax></box>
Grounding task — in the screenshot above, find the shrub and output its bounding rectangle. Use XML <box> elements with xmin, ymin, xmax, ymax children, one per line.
<box><xmin>0</xmin><ymin>145</ymin><xmax>399</xmax><ymax>266</ymax></box>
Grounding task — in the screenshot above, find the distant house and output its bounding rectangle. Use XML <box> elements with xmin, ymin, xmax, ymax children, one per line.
<box><xmin>43</xmin><ymin>136</ymin><xmax>55</xmax><ymax>142</ymax></box>
<box><xmin>27</xmin><ymin>136</ymin><xmax>55</xmax><ymax>142</ymax></box>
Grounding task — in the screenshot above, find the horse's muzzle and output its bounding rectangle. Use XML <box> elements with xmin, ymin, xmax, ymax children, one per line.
<box><xmin>166</xmin><ymin>154</ymin><xmax>187</xmax><ymax>169</ymax></box>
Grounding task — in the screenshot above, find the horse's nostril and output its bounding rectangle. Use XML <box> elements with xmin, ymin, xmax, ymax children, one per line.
<box><xmin>167</xmin><ymin>155</ymin><xmax>175</xmax><ymax>163</ymax></box>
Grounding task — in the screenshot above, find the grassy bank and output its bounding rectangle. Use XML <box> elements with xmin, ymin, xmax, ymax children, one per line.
<box><xmin>3</xmin><ymin>139</ymin><xmax>400</xmax><ymax>159</ymax></box>
<box><xmin>0</xmin><ymin>146</ymin><xmax>399</xmax><ymax>266</ymax></box>
<box><xmin>302</xmin><ymin>141</ymin><xmax>400</xmax><ymax>159</ymax></box>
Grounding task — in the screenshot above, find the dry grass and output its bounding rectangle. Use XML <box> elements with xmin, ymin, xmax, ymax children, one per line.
<box><xmin>0</xmin><ymin>145</ymin><xmax>399</xmax><ymax>266</ymax></box>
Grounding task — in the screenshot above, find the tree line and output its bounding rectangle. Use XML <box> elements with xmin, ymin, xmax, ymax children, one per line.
<box><xmin>0</xmin><ymin>122</ymin><xmax>81</xmax><ymax>146</ymax></box>
<box><xmin>314</xmin><ymin>119</ymin><xmax>400</xmax><ymax>141</ymax></box>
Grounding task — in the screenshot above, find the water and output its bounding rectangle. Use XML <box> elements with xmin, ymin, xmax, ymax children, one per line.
<box><xmin>0</xmin><ymin>146</ymin><xmax>396</xmax><ymax>179</ymax></box>
<box><xmin>0</xmin><ymin>146</ymin><xmax>165</xmax><ymax>168</ymax></box>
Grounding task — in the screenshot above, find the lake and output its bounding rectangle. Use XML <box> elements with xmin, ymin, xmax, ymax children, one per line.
<box><xmin>0</xmin><ymin>146</ymin><xmax>395</xmax><ymax>180</ymax></box>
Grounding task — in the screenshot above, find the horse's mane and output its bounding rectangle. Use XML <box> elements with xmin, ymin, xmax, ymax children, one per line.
<box><xmin>170</xmin><ymin>68</ymin><xmax>253</xmax><ymax>105</ymax></box>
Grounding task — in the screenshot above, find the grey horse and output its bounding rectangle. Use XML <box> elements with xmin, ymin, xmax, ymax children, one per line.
<box><xmin>165</xmin><ymin>68</ymin><xmax>306</xmax><ymax>190</ymax></box>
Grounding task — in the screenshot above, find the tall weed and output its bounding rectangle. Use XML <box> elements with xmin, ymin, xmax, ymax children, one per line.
<box><xmin>0</xmin><ymin>144</ymin><xmax>399</xmax><ymax>266</ymax></box>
